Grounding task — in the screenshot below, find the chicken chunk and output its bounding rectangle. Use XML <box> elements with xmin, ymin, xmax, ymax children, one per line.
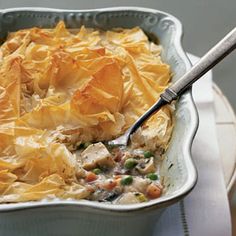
<box><xmin>81</xmin><ymin>142</ymin><xmax>115</xmax><ymax>170</ymax></box>
<box><xmin>116</xmin><ymin>192</ymin><xmax>147</xmax><ymax>204</ymax></box>
<box><xmin>136</xmin><ymin>157</ymin><xmax>156</xmax><ymax>174</ymax></box>
<box><xmin>124</xmin><ymin>176</ymin><xmax>150</xmax><ymax>193</ymax></box>
<box><xmin>116</xmin><ymin>192</ymin><xmax>140</xmax><ymax>204</ymax></box>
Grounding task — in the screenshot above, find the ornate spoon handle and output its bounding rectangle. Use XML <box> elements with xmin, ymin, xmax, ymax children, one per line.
<box><xmin>161</xmin><ymin>27</ymin><xmax>236</xmax><ymax>102</ymax></box>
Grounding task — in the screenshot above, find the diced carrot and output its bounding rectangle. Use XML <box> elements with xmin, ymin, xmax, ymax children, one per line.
<box><xmin>146</xmin><ymin>183</ymin><xmax>162</xmax><ymax>199</ymax></box>
<box><xmin>113</xmin><ymin>175</ymin><xmax>122</xmax><ymax>185</ymax></box>
<box><xmin>100</xmin><ymin>179</ymin><xmax>117</xmax><ymax>191</ymax></box>
<box><xmin>114</xmin><ymin>175</ymin><xmax>121</xmax><ymax>179</ymax></box>
<box><xmin>85</xmin><ymin>172</ymin><xmax>98</xmax><ymax>182</ymax></box>
<box><xmin>115</xmin><ymin>178</ymin><xmax>121</xmax><ymax>185</ymax></box>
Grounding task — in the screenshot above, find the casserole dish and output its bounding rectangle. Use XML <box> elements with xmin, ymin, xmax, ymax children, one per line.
<box><xmin>0</xmin><ymin>7</ymin><xmax>198</xmax><ymax>236</ymax></box>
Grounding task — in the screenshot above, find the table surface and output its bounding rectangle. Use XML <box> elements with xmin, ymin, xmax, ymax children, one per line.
<box><xmin>155</xmin><ymin>59</ymin><xmax>233</xmax><ymax>236</ymax></box>
<box><xmin>214</xmin><ymin>84</ymin><xmax>236</xmax><ymax>199</ymax></box>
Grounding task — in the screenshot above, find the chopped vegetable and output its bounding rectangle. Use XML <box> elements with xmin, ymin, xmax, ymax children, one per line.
<box><xmin>85</xmin><ymin>172</ymin><xmax>98</xmax><ymax>182</ymax></box>
<box><xmin>124</xmin><ymin>158</ymin><xmax>138</xmax><ymax>169</ymax></box>
<box><xmin>84</xmin><ymin>142</ymin><xmax>93</xmax><ymax>148</ymax></box>
<box><xmin>146</xmin><ymin>183</ymin><xmax>162</xmax><ymax>199</ymax></box>
<box><xmin>134</xmin><ymin>192</ymin><xmax>147</xmax><ymax>202</ymax></box>
<box><xmin>100</xmin><ymin>179</ymin><xmax>117</xmax><ymax>191</ymax></box>
<box><xmin>144</xmin><ymin>151</ymin><xmax>154</xmax><ymax>158</ymax></box>
<box><xmin>106</xmin><ymin>143</ymin><xmax>119</xmax><ymax>150</ymax></box>
<box><xmin>93</xmin><ymin>168</ymin><xmax>102</xmax><ymax>175</ymax></box>
<box><xmin>120</xmin><ymin>176</ymin><xmax>133</xmax><ymax>185</ymax></box>
<box><xmin>146</xmin><ymin>173</ymin><xmax>158</xmax><ymax>181</ymax></box>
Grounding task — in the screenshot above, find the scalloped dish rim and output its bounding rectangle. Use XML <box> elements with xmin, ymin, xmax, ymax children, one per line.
<box><xmin>0</xmin><ymin>6</ymin><xmax>198</xmax><ymax>213</ymax></box>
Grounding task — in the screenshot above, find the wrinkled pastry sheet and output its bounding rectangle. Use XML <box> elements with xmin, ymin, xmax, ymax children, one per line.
<box><xmin>0</xmin><ymin>22</ymin><xmax>173</xmax><ymax>203</ymax></box>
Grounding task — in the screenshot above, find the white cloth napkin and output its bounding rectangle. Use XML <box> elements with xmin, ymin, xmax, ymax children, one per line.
<box><xmin>154</xmin><ymin>54</ymin><xmax>232</xmax><ymax>236</ymax></box>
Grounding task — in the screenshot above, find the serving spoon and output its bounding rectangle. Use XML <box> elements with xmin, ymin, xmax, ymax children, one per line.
<box><xmin>108</xmin><ymin>26</ymin><xmax>236</xmax><ymax>146</ymax></box>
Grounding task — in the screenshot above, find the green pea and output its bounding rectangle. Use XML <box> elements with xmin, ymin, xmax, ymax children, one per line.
<box><xmin>120</xmin><ymin>176</ymin><xmax>133</xmax><ymax>185</ymax></box>
<box><xmin>106</xmin><ymin>143</ymin><xmax>119</xmax><ymax>150</ymax></box>
<box><xmin>92</xmin><ymin>168</ymin><xmax>102</xmax><ymax>175</ymax></box>
<box><xmin>83</xmin><ymin>142</ymin><xmax>92</xmax><ymax>148</ymax></box>
<box><xmin>143</xmin><ymin>151</ymin><xmax>154</xmax><ymax>158</ymax></box>
<box><xmin>146</xmin><ymin>173</ymin><xmax>158</xmax><ymax>181</ymax></box>
<box><xmin>124</xmin><ymin>158</ymin><xmax>137</xmax><ymax>169</ymax></box>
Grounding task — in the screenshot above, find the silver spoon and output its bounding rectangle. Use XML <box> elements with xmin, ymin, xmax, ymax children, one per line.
<box><xmin>108</xmin><ymin>27</ymin><xmax>236</xmax><ymax>146</ymax></box>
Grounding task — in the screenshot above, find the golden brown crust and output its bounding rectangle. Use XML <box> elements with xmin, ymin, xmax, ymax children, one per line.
<box><xmin>0</xmin><ymin>21</ymin><xmax>172</xmax><ymax>203</ymax></box>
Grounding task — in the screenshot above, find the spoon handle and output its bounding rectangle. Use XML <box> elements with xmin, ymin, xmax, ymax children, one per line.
<box><xmin>161</xmin><ymin>27</ymin><xmax>236</xmax><ymax>103</ymax></box>
<box><xmin>127</xmin><ymin>27</ymin><xmax>236</xmax><ymax>138</ymax></box>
